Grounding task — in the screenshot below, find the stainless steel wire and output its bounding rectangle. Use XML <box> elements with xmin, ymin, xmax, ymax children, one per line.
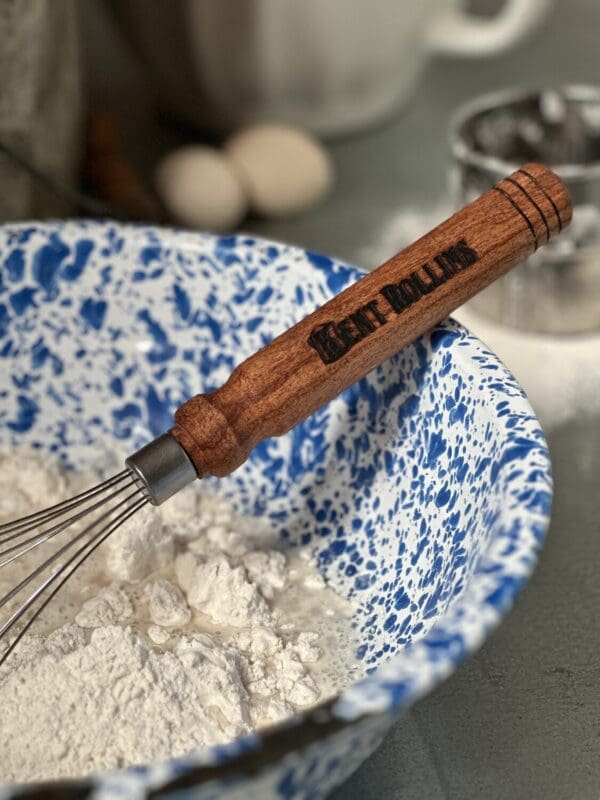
<box><xmin>0</xmin><ymin>469</ymin><xmax>149</xmax><ymax>666</ymax></box>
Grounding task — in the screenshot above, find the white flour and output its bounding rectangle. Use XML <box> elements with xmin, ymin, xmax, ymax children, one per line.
<box><xmin>0</xmin><ymin>453</ymin><xmax>357</xmax><ymax>783</ymax></box>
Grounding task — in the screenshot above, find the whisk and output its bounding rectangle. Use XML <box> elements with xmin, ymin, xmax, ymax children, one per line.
<box><xmin>0</xmin><ymin>163</ymin><xmax>572</xmax><ymax>663</ymax></box>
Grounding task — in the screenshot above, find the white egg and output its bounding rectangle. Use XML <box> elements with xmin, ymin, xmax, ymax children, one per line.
<box><xmin>224</xmin><ymin>124</ymin><xmax>334</xmax><ymax>218</ymax></box>
<box><xmin>154</xmin><ymin>146</ymin><xmax>247</xmax><ymax>232</ymax></box>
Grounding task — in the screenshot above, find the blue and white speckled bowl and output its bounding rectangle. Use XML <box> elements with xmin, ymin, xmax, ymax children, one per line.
<box><xmin>0</xmin><ymin>222</ymin><xmax>552</xmax><ymax>799</ymax></box>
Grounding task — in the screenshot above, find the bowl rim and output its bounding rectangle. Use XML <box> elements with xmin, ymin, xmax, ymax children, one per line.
<box><xmin>0</xmin><ymin>220</ymin><xmax>553</xmax><ymax>796</ymax></box>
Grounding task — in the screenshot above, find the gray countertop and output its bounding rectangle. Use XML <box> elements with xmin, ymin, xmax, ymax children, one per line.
<box><xmin>81</xmin><ymin>1</ymin><xmax>600</xmax><ymax>796</ymax></box>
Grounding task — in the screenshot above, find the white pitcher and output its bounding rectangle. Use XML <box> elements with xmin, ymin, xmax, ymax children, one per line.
<box><xmin>112</xmin><ymin>0</ymin><xmax>552</xmax><ymax>137</ymax></box>
<box><xmin>187</xmin><ymin>0</ymin><xmax>552</xmax><ymax>136</ymax></box>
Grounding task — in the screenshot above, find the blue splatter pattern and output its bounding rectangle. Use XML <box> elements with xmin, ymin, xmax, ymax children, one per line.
<box><xmin>0</xmin><ymin>221</ymin><xmax>552</xmax><ymax>799</ymax></box>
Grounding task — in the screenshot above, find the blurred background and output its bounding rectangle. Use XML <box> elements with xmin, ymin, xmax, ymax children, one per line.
<box><xmin>3</xmin><ymin>1</ymin><xmax>598</xmax><ymax>260</ymax></box>
<box><xmin>1</xmin><ymin>0</ymin><xmax>585</xmax><ymax>254</ymax></box>
<box><xmin>2</xmin><ymin>1</ymin><xmax>600</xmax><ymax>797</ymax></box>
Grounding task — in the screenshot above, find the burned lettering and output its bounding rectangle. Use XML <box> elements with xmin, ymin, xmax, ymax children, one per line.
<box><xmin>308</xmin><ymin>239</ymin><xmax>479</xmax><ymax>364</ymax></box>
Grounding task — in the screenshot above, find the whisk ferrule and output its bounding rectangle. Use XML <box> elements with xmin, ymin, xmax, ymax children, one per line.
<box><xmin>125</xmin><ymin>432</ymin><xmax>197</xmax><ymax>505</ymax></box>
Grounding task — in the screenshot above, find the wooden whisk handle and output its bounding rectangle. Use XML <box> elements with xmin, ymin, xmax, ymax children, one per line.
<box><xmin>171</xmin><ymin>163</ymin><xmax>571</xmax><ymax>478</ymax></box>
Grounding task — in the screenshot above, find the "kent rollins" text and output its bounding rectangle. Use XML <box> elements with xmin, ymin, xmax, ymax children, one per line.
<box><xmin>307</xmin><ymin>239</ymin><xmax>478</xmax><ymax>365</ymax></box>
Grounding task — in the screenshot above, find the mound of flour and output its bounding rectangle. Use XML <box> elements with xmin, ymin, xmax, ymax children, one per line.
<box><xmin>0</xmin><ymin>454</ymin><xmax>356</xmax><ymax>783</ymax></box>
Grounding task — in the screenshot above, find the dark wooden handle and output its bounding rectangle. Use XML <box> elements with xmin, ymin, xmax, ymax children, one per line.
<box><xmin>172</xmin><ymin>163</ymin><xmax>571</xmax><ymax>477</ymax></box>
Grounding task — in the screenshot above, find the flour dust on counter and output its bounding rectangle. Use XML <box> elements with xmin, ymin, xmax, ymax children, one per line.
<box><xmin>0</xmin><ymin>450</ymin><xmax>359</xmax><ymax>784</ymax></box>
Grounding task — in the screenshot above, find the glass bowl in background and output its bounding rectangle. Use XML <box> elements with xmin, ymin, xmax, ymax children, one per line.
<box><xmin>451</xmin><ymin>85</ymin><xmax>600</xmax><ymax>334</ymax></box>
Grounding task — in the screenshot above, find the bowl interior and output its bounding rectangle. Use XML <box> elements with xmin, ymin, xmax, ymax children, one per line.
<box><xmin>0</xmin><ymin>222</ymin><xmax>551</xmax><ymax>684</ymax></box>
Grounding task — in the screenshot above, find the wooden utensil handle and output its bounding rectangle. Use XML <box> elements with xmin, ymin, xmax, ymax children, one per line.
<box><xmin>172</xmin><ymin>163</ymin><xmax>571</xmax><ymax>477</ymax></box>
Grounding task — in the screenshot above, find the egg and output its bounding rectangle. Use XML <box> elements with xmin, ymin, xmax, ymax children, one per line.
<box><xmin>224</xmin><ymin>124</ymin><xmax>334</xmax><ymax>218</ymax></box>
<box><xmin>154</xmin><ymin>146</ymin><xmax>247</xmax><ymax>232</ymax></box>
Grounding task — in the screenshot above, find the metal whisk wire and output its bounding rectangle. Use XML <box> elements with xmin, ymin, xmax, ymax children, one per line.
<box><xmin>0</xmin><ymin>432</ymin><xmax>197</xmax><ymax>664</ymax></box>
<box><xmin>0</xmin><ymin>473</ymin><xmax>136</xmax><ymax>566</ymax></box>
<box><xmin>0</xmin><ymin>469</ymin><xmax>149</xmax><ymax>666</ymax></box>
<box><xmin>0</xmin><ymin>470</ymin><xmax>132</xmax><ymax>541</ymax></box>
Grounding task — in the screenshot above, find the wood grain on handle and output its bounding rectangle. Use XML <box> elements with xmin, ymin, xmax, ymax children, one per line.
<box><xmin>172</xmin><ymin>163</ymin><xmax>572</xmax><ymax>477</ymax></box>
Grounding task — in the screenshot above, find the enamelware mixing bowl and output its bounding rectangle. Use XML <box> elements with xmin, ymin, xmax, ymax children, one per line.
<box><xmin>0</xmin><ymin>221</ymin><xmax>552</xmax><ymax>799</ymax></box>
